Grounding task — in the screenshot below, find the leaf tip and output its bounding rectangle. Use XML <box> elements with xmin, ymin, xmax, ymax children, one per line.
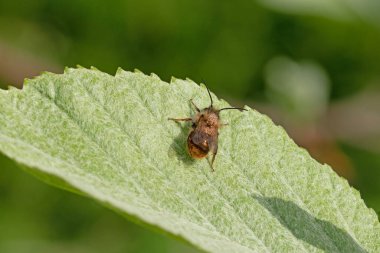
<box><xmin>63</xmin><ymin>66</ymin><xmax>72</xmax><ymax>74</ymax></box>
<box><xmin>64</xmin><ymin>66</ymin><xmax>81</xmax><ymax>74</ymax></box>
<box><xmin>116</xmin><ymin>67</ymin><xmax>125</xmax><ymax>76</ymax></box>
<box><xmin>199</xmin><ymin>82</ymin><xmax>207</xmax><ymax>89</ymax></box>
<box><xmin>185</xmin><ymin>77</ymin><xmax>196</xmax><ymax>84</ymax></box>
<box><xmin>243</xmin><ymin>104</ymin><xmax>253</xmax><ymax>111</ymax></box>
<box><xmin>170</xmin><ymin>76</ymin><xmax>178</xmax><ymax>83</ymax></box>
<box><xmin>75</xmin><ymin>64</ymin><xmax>86</xmax><ymax>69</ymax></box>
<box><xmin>5</xmin><ymin>85</ymin><xmax>21</xmax><ymax>92</ymax></box>
<box><xmin>150</xmin><ymin>73</ymin><xmax>161</xmax><ymax>80</ymax></box>
<box><xmin>23</xmin><ymin>75</ymin><xmax>43</xmax><ymax>88</ymax></box>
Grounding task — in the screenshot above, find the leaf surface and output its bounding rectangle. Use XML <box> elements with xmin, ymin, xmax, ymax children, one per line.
<box><xmin>0</xmin><ymin>68</ymin><xmax>379</xmax><ymax>253</ymax></box>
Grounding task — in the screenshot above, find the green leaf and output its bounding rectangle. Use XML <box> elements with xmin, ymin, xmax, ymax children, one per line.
<box><xmin>0</xmin><ymin>67</ymin><xmax>379</xmax><ymax>253</ymax></box>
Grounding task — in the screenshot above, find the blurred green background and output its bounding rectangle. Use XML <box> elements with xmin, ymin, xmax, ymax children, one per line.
<box><xmin>1</xmin><ymin>1</ymin><xmax>380</xmax><ymax>252</ymax></box>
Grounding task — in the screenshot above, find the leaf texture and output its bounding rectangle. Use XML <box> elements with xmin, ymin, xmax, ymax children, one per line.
<box><xmin>0</xmin><ymin>68</ymin><xmax>379</xmax><ymax>253</ymax></box>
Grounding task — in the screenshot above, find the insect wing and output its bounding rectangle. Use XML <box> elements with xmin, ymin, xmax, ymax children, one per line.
<box><xmin>189</xmin><ymin>130</ymin><xmax>210</xmax><ymax>153</ymax></box>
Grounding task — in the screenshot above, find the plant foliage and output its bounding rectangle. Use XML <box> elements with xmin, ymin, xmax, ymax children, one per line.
<box><xmin>0</xmin><ymin>68</ymin><xmax>379</xmax><ymax>252</ymax></box>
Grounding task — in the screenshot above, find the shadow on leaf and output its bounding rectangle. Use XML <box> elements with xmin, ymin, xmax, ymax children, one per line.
<box><xmin>169</xmin><ymin>122</ymin><xmax>195</xmax><ymax>166</ymax></box>
<box><xmin>253</xmin><ymin>195</ymin><xmax>367</xmax><ymax>253</ymax></box>
<box><xmin>167</xmin><ymin>101</ymin><xmax>196</xmax><ymax>166</ymax></box>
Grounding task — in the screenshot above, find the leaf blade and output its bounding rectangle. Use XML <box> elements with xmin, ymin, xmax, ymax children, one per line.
<box><xmin>0</xmin><ymin>68</ymin><xmax>379</xmax><ymax>253</ymax></box>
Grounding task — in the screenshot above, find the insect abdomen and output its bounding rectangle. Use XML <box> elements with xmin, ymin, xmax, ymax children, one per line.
<box><xmin>187</xmin><ymin>132</ymin><xmax>209</xmax><ymax>159</ymax></box>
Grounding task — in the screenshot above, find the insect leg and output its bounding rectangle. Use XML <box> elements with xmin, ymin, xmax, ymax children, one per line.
<box><xmin>190</xmin><ymin>99</ymin><xmax>200</xmax><ymax>112</ymax></box>
<box><xmin>168</xmin><ymin>117</ymin><xmax>192</xmax><ymax>122</ymax></box>
<box><xmin>210</xmin><ymin>142</ymin><xmax>218</xmax><ymax>172</ymax></box>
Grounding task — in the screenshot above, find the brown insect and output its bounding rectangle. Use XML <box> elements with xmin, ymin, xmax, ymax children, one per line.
<box><xmin>168</xmin><ymin>87</ymin><xmax>246</xmax><ymax>171</ymax></box>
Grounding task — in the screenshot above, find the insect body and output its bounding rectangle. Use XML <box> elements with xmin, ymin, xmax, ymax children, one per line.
<box><xmin>168</xmin><ymin>87</ymin><xmax>246</xmax><ymax>171</ymax></box>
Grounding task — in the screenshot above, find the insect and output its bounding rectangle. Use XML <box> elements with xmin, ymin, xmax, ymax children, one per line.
<box><xmin>168</xmin><ymin>87</ymin><xmax>246</xmax><ymax>171</ymax></box>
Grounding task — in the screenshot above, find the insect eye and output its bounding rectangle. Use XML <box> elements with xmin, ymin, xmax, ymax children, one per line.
<box><xmin>192</xmin><ymin>122</ymin><xmax>197</xmax><ymax>128</ymax></box>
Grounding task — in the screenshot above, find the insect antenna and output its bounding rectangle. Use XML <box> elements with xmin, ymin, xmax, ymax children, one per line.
<box><xmin>219</xmin><ymin>107</ymin><xmax>247</xmax><ymax>112</ymax></box>
<box><xmin>206</xmin><ymin>86</ymin><xmax>213</xmax><ymax>107</ymax></box>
